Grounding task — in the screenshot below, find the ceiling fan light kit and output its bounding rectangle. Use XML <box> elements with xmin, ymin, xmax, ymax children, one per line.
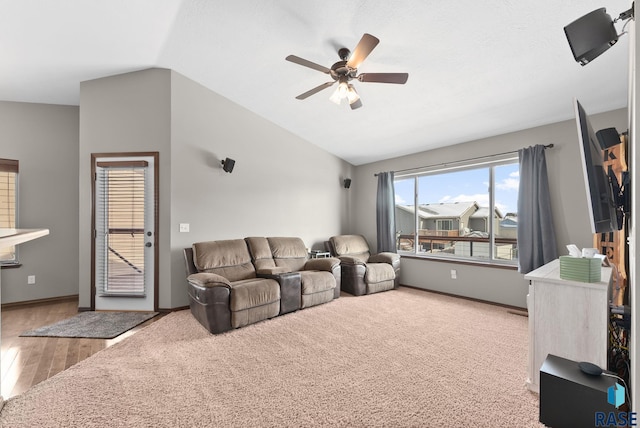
<box><xmin>286</xmin><ymin>33</ymin><xmax>408</xmax><ymax>110</ymax></box>
<box><xmin>329</xmin><ymin>77</ymin><xmax>360</xmax><ymax>106</ymax></box>
<box><xmin>346</xmin><ymin>84</ymin><xmax>360</xmax><ymax>104</ymax></box>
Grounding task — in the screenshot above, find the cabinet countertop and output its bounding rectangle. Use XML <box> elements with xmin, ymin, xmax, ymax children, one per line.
<box><xmin>0</xmin><ymin>228</ymin><xmax>50</xmax><ymax>249</ymax></box>
<box><xmin>524</xmin><ymin>258</ymin><xmax>612</xmax><ymax>290</ymax></box>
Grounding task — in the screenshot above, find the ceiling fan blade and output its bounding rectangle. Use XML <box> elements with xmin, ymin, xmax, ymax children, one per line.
<box><xmin>350</xmin><ymin>98</ymin><xmax>363</xmax><ymax>110</ymax></box>
<box><xmin>357</xmin><ymin>73</ymin><xmax>409</xmax><ymax>84</ymax></box>
<box><xmin>286</xmin><ymin>55</ymin><xmax>331</xmax><ymax>74</ymax></box>
<box><xmin>346</xmin><ymin>33</ymin><xmax>380</xmax><ymax>69</ymax></box>
<box><xmin>295</xmin><ymin>81</ymin><xmax>336</xmax><ymax>100</ymax></box>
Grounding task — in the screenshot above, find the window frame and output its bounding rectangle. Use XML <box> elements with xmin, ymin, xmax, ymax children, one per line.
<box><xmin>95</xmin><ymin>161</ymin><xmax>148</xmax><ymax>297</ymax></box>
<box><xmin>436</xmin><ymin>219</ymin><xmax>453</xmax><ymax>231</ymax></box>
<box><xmin>0</xmin><ymin>158</ymin><xmax>19</xmax><ymax>266</ymax></box>
<box><xmin>395</xmin><ymin>154</ymin><xmax>519</xmax><ymax>267</ymax></box>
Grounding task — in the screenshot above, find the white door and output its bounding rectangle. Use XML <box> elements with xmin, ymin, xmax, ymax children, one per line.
<box><xmin>94</xmin><ymin>155</ymin><xmax>155</xmax><ymax>311</ymax></box>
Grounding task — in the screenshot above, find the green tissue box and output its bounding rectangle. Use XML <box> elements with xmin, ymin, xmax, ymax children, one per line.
<box><xmin>559</xmin><ymin>256</ymin><xmax>602</xmax><ymax>283</ymax></box>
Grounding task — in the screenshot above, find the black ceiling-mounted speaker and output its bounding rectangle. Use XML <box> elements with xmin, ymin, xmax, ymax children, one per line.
<box><xmin>343</xmin><ymin>178</ymin><xmax>352</xmax><ymax>188</ymax></box>
<box><xmin>564</xmin><ymin>8</ymin><xmax>618</xmax><ymax>66</ymax></box>
<box><xmin>596</xmin><ymin>127</ymin><xmax>621</xmax><ymax>149</ymax></box>
<box><xmin>221</xmin><ymin>157</ymin><xmax>235</xmax><ymax>173</ymax></box>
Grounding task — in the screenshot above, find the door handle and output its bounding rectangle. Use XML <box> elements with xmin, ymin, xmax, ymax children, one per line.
<box><xmin>145</xmin><ymin>242</ymin><xmax>152</xmax><ymax>247</ymax></box>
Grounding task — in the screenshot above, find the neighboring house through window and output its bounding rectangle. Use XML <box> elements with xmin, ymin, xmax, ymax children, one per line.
<box><xmin>0</xmin><ymin>158</ymin><xmax>18</xmax><ymax>265</ymax></box>
<box><xmin>394</xmin><ymin>155</ymin><xmax>519</xmax><ymax>265</ymax></box>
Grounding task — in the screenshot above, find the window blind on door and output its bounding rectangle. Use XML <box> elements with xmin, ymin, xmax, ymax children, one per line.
<box><xmin>0</xmin><ymin>159</ymin><xmax>18</xmax><ymax>263</ymax></box>
<box><xmin>96</xmin><ymin>161</ymin><xmax>148</xmax><ymax>296</ymax></box>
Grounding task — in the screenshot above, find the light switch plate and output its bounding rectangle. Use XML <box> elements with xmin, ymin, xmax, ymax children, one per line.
<box><xmin>179</xmin><ymin>223</ymin><xmax>190</xmax><ymax>233</ymax></box>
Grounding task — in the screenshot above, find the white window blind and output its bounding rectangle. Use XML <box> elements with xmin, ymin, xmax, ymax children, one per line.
<box><xmin>96</xmin><ymin>161</ymin><xmax>147</xmax><ymax>296</ymax></box>
<box><xmin>0</xmin><ymin>159</ymin><xmax>18</xmax><ymax>263</ymax></box>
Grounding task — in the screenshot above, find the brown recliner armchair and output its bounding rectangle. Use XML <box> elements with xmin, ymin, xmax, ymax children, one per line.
<box><xmin>327</xmin><ymin>234</ymin><xmax>400</xmax><ymax>296</ymax></box>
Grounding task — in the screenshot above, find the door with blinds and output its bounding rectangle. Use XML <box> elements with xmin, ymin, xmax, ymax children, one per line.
<box><xmin>92</xmin><ymin>154</ymin><xmax>157</xmax><ymax>311</ymax></box>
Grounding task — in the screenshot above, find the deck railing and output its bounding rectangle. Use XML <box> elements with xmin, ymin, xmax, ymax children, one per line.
<box><xmin>397</xmin><ymin>233</ymin><xmax>518</xmax><ymax>260</ymax></box>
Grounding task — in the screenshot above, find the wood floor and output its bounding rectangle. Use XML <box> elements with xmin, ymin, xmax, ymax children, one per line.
<box><xmin>0</xmin><ymin>298</ymin><xmax>163</xmax><ymax>400</ymax></box>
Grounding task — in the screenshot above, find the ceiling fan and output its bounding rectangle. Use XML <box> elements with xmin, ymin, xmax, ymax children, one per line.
<box><xmin>285</xmin><ymin>33</ymin><xmax>409</xmax><ymax>110</ymax></box>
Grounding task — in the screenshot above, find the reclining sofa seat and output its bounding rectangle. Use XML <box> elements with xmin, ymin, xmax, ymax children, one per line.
<box><xmin>185</xmin><ymin>239</ymin><xmax>281</xmax><ymax>334</ymax></box>
<box><xmin>328</xmin><ymin>234</ymin><xmax>400</xmax><ymax>296</ymax></box>
<box><xmin>246</xmin><ymin>237</ymin><xmax>341</xmax><ymax>309</ymax></box>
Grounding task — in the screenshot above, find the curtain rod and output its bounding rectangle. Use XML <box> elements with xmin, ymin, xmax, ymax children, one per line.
<box><xmin>374</xmin><ymin>143</ymin><xmax>554</xmax><ymax>176</ymax></box>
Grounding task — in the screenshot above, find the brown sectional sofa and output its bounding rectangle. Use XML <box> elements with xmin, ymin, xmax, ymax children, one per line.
<box><xmin>246</xmin><ymin>237</ymin><xmax>341</xmax><ymax>307</ymax></box>
<box><xmin>184</xmin><ymin>236</ymin><xmax>341</xmax><ymax>334</ymax></box>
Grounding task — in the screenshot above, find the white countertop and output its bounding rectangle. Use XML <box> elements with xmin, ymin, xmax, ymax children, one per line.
<box><xmin>0</xmin><ymin>228</ymin><xmax>49</xmax><ymax>249</ymax></box>
<box><xmin>524</xmin><ymin>258</ymin><xmax>612</xmax><ymax>290</ymax></box>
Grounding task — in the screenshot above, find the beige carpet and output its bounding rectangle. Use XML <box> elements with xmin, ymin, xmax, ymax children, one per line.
<box><xmin>0</xmin><ymin>287</ymin><xmax>543</xmax><ymax>427</ymax></box>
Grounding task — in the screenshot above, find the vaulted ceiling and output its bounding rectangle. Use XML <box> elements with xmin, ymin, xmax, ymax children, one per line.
<box><xmin>0</xmin><ymin>0</ymin><xmax>632</xmax><ymax>165</ymax></box>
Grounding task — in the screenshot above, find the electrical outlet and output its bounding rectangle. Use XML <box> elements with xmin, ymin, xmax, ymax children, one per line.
<box><xmin>450</xmin><ymin>270</ymin><xmax>457</xmax><ymax>279</ymax></box>
<box><xmin>179</xmin><ymin>223</ymin><xmax>190</xmax><ymax>233</ymax></box>
<box><xmin>27</xmin><ymin>275</ymin><xmax>36</xmax><ymax>285</ymax></box>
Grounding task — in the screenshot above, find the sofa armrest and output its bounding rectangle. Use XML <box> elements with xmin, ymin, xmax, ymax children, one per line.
<box><xmin>304</xmin><ymin>257</ymin><xmax>340</xmax><ymax>272</ymax></box>
<box><xmin>369</xmin><ymin>252</ymin><xmax>400</xmax><ymax>268</ymax></box>
<box><xmin>187</xmin><ymin>272</ymin><xmax>232</xmax><ymax>289</ymax></box>
<box><xmin>257</xmin><ymin>271</ymin><xmax>301</xmax><ymax>315</ymax></box>
<box><xmin>337</xmin><ymin>255</ymin><xmax>366</xmax><ymax>266</ymax></box>
<box><xmin>256</xmin><ymin>267</ymin><xmax>292</xmax><ymax>275</ymax></box>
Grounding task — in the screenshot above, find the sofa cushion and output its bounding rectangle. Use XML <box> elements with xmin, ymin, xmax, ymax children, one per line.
<box><xmin>299</xmin><ymin>271</ymin><xmax>336</xmax><ymax>295</ymax></box>
<box><xmin>193</xmin><ymin>240</ymin><xmax>256</xmax><ymax>282</ymax></box>
<box><xmin>330</xmin><ymin>235</ymin><xmax>371</xmax><ymax>262</ymax></box>
<box><xmin>229</xmin><ymin>278</ymin><xmax>280</xmax><ymax>312</ymax></box>
<box><xmin>268</xmin><ymin>237</ymin><xmax>308</xmax><ymax>271</ymax></box>
<box><xmin>245</xmin><ymin>237</ymin><xmax>277</xmax><ymax>271</ymax></box>
<box><xmin>364</xmin><ymin>263</ymin><xmax>395</xmax><ymax>284</ymax></box>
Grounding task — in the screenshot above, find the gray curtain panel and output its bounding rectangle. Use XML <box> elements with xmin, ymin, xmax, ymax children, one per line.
<box><xmin>376</xmin><ymin>171</ymin><xmax>397</xmax><ymax>253</ymax></box>
<box><xmin>517</xmin><ymin>145</ymin><xmax>557</xmax><ymax>273</ymax></box>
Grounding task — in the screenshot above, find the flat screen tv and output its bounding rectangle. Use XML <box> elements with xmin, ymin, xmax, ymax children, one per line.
<box><xmin>573</xmin><ymin>98</ymin><xmax>619</xmax><ymax>233</ymax></box>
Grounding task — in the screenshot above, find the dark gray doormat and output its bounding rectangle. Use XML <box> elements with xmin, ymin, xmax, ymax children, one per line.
<box><xmin>20</xmin><ymin>311</ymin><xmax>159</xmax><ymax>339</ymax></box>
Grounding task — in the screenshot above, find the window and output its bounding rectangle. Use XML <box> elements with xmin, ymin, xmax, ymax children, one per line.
<box><xmin>436</xmin><ymin>219</ymin><xmax>453</xmax><ymax>231</ymax></box>
<box><xmin>0</xmin><ymin>158</ymin><xmax>18</xmax><ymax>265</ymax></box>
<box><xmin>95</xmin><ymin>161</ymin><xmax>148</xmax><ymax>296</ymax></box>
<box><xmin>395</xmin><ymin>157</ymin><xmax>519</xmax><ymax>265</ymax></box>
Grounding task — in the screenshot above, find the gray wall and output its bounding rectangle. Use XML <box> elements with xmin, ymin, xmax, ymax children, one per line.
<box><xmin>2</xmin><ymin>68</ymin><xmax>626</xmax><ymax>310</ymax></box>
<box><xmin>78</xmin><ymin>69</ymin><xmax>172</xmax><ymax>309</ymax></box>
<box><xmin>169</xmin><ymin>71</ymin><xmax>352</xmax><ymax>307</ymax></box>
<box><xmin>79</xmin><ymin>68</ymin><xmax>353</xmax><ymax>309</ymax></box>
<box><xmin>351</xmin><ymin>107</ymin><xmax>628</xmax><ymax>308</ymax></box>
<box><xmin>0</xmin><ymin>101</ymin><xmax>79</xmax><ymax>303</ymax></box>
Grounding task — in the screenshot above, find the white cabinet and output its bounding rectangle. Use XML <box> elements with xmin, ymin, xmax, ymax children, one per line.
<box><xmin>524</xmin><ymin>259</ymin><xmax>612</xmax><ymax>393</ymax></box>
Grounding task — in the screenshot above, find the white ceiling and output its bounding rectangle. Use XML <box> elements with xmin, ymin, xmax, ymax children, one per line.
<box><xmin>0</xmin><ymin>0</ymin><xmax>632</xmax><ymax>165</ymax></box>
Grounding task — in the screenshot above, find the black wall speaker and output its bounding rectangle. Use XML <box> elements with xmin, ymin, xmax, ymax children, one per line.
<box><xmin>221</xmin><ymin>157</ymin><xmax>235</xmax><ymax>173</ymax></box>
<box><xmin>343</xmin><ymin>178</ymin><xmax>352</xmax><ymax>189</ymax></box>
<box><xmin>564</xmin><ymin>8</ymin><xmax>618</xmax><ymax>66</ymax></box>
<box><xmin>596</xmin><ymin>127</ymin><xmax>621</xmax><ymax>149</ymax></box>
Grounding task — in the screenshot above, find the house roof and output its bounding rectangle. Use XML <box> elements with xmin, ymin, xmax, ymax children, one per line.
<box><xmin>0</xmin><ymin>1</ymin><xmax>630</xmax><ymax>165</ymax></box>
<box><xmin>398</xmin><ymin>201</ymin><xmax>480</xmax><ymax>219</ymax></box>
<box><xmin>470</xmin><ymin>206</ymin><xmax>504</xmax><ymax>219</ymax></box>
<box><xmin>500</xmin><ymin>218</ymin><xmax>518</xmax><ymax>228</ymax></box>
<box><xmin>419</xmin><ymin>202</ymin><xmax>478</xmax><ymax>219</ymax></box>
